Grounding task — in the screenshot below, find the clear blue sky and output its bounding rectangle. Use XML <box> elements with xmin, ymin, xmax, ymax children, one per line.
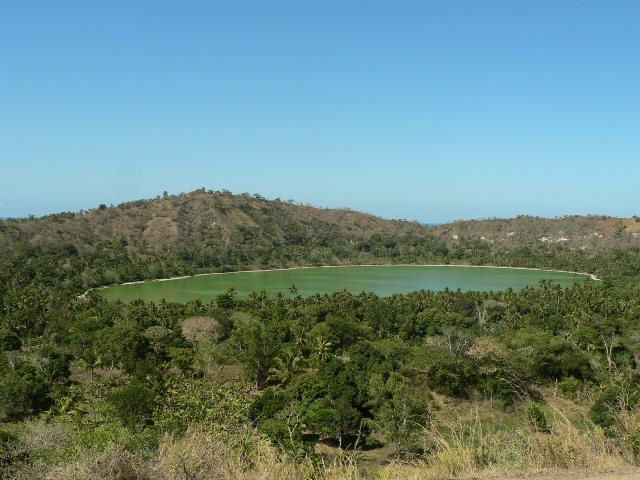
<box><xmin>1</xmin><ymin>1</ymin><xmax>638</xmax><ymax>223</ymax></box>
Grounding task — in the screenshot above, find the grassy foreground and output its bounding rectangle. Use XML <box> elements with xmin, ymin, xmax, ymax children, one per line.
<box><xmin>2</xmin><ymin>375</ymin><xmax>640</xmax><ymax>480</ymax></box>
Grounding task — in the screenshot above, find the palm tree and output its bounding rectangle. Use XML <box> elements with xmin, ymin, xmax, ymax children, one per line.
<box><xmin>312</xmin><ymin>337</ymin><xmax>333</xmax><ymax>366</ymax></box>
<box><xmin>268</xmin><ymin>348</ymin><xmax>304</xmax><ymax>386</ymax></box>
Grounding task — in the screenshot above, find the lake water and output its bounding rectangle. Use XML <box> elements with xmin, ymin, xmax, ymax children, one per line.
<box><xmin>98</xmin><ymin>265</ymin><xmax>587</xmax><ymax>303</ymax></box>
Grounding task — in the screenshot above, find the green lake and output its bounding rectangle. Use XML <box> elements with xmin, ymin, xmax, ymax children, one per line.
<box><xmin>98</xmin><ymin>265</ymin><xmax>588</xmax><ymax>303</ymax></box>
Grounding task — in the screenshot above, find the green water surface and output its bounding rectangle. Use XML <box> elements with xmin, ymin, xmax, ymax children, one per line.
<box><xmin>99</xmin><ymin>265</ymin><xmax>587</xmax><ymax>303</ymax></box>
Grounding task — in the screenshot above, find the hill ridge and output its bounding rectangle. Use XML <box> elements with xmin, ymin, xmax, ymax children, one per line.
<box><xmin>1</xmin><ymin>189</ymin><xmax>638</xmax><ymax>292</ymax></box>
<box><xmin>2</xmin><ymin>189</ymin><xmax>638</xmax><ymax>254</ymax></box>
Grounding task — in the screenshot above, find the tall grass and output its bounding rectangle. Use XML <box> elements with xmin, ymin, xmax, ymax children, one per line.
<box><xmin>396</xmin><ymin>404</ymin><xmax>626</xmax><ymax>479</ymax></box>
<box><xmin>8</xmin><ymin>407</ymin><xmax>640</xmax><ymax>480</ymax></box>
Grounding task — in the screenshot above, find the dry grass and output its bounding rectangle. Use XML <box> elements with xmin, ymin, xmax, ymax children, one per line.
<box><xmin>386</xmin><ymin>406</ymin><xmax>626</xmax><ymax>480</ymax></box>
<box><xmin>616</xmin><ymin>408</ymin><xmax>640</xmax><ymax>464</ymax></box>
<box><xmin>10</xmin><ymin>408</ymin><xmax>640</xmax><ymax>480</ymax></box>
<box><xmin>152</xmin><ymin>428</ymin><xmax>306</xmax><ymax>480</ymax></box>
<box><xmin>43</xmin><ymin>448</ymin><xmax>150</xmax><ymax>480</ymax></box>
<box><xmin>530</xmin><ymin>409</ymin><xmax>621</xmax><ymax>470</ymax></box>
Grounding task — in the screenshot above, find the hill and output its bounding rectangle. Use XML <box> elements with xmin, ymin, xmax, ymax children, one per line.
<box><xmin>3</xmin><ymin>189</ymin><xmax>638</xmax><ymax>254</ymax></box>
<box><xmin>1</xmin><ymin>189</ymin><xmax>639</xmax><ymax>294</ymax></box>
<box><xmin>432</xmin><ymin>215</ymin><xmax>640</xmax><ymax>252</ymax></box>
<box><xmin>0</xmin><ymin>189</ymin><xmax>426</xmax><ymax>256</ymax></box>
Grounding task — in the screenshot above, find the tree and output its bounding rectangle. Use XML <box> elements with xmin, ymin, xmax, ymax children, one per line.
<box><xmin>368</xmin><ymin>372</ymin><xmax>431</xmax><ymax>455</ymax></box>
<box><xmin>1</xmin><ymin>284</ymin><xmax>52</xmax><ymax>340</ymax></box>
<box><xmin>305</xmin><ymin>397</ymin><xmax>362</xmax><ymax>449</ymax></box>
<box><xmin>108</xmin><ymin>380</ymin><xmax>158</xmax><ymax>428</ymax></box>
<box><xmin>268</xmin><ymin>348</ymin><xmax>304</xmax><ymax>386</ymax></box>
<box><xmin>231</xmin><ymin>318</ymin><xmax>277</xmax><ymax>387</ymax></box>
<box><xmin>0</xmin><ymin>363</ymin><xmax>51</xmax><ymax>419</ymax></box>
<box><xmin>216</xmin><ymin>288</ymin><xmax>237</xmax><ymax>310</ymax></box>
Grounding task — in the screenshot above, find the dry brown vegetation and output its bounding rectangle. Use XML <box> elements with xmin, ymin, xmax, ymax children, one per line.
<box><xmin>8</xmin><ymin>407</ymin><xmax>640</xmax><ymax>480</ymax></box>
<box><xmin>432</xmin><ymin>214</ymin><xmax>640</xmax><ymax>252</ymax></box>
<box><xmin>181</xmin><ymin>316</ymin><xmax>221</xmax><ymax>344</ymax></box>
<box><xmin>1</xmin><ymin>189</ymin><xmax>637</xmax><ymax>259</ymax></box>
<box><xmin>0</xmin><ymin>190</ymin><xmax>425</xmax><ymax>255</ymax></box>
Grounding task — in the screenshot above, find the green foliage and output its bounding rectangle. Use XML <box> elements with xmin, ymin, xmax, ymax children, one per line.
<box><xmin>368</xmin><ymin>372</ymin><xmax>431</xmax><ymax>454</ymax></box>
<box><xmin>0</xmin><ymin>332</ymin><xmax>21</xmax><ymax>351</ymax></box>
<box><xmin>526</xmin><ymin>402</ymin><xmax>551</xmax><ymax>433</ymax></box>
<box><xmin>167</xmin><ymin>346</ymin><xmax>194</xmax><ymax>371</ymax></box>
<box><xmin>559</xmin><ymin>377</ymin><xmax>581</xmax><ymax>400</ymax></box>
<box><xmin>0</xmin><ymin>363</ymin><xmax>51</xmax><ymax>419</ymax></box>
<box><xmin>590</xmin><ymin>386</ymin><xmax>622</xmax><ymax>429</ymax></box>
<box><xmin>155</xmin><ymin>377</ymin><xmax>250</xmax><ymax>435</ymax></box>
<box><xmin>1</xmin><ymin>283</ymin><xmax>53</xmax><ymax>340</ymax></box>
<box><xmin>216</xmin><ymin>288</ymin><xmax>238</xmax><ymax>310</ymax></box>
<box><xmin>590</xmin><ymin>371</ymin><xmax>640</xmax><ymax>432</ymax></box>
<box><xmin>419</xmin><ymin>346</ymin><xmax>477</xmax><ymax>397</ymax></box>
<box><xmin>108</xmin><ymin>380</ymin><xmax>158</xmax><ymax>429</ymax></box>
<box><xmin>230</xmin><ymin>317</ymin><xmax>278</xmax><ymax>387</ymax></box>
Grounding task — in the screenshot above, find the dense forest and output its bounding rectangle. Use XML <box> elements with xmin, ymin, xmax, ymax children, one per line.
<box><xmin>2</xmin><ymin>191</ymin><xmax>640</xmax><ymax>479</ymax></box>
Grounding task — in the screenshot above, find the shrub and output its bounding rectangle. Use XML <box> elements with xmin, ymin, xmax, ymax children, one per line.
<box><xmin>616</xmin><ymin>408</ymin><xmax>640</xmax><ymax>464</ymax></box>
<box><xmin>108</xmin><ymin>380</ymin><xmax>158</xmax><ymax>428</ymax></box>
<box><xmin>527</xmin><ymin>402</ymin><xmax>550</xmax><ymax>433</ymax></box>
<box><xmin>1</xmin><ymin>333</ymin><xmax>21</xmax><ymax>351</ymax></box>
<box><xmin>43</xmin><ymin>447</ymin><xmax>150</xmax><ymax>480</ymax></box>
<box><xmin>0</xmin><ymin>429</ymin><xmax>30</xmax><ymax>476</ymax></box>
<box><xmin>0</xmin><ymin>367</ymin><xmax>51</xmax><ymax>419</ymax></box>
<box><xmin>425</xmin><ymin>349</ymin><xmax>477</xmax><ymax>397</ymax></box>
<box><xmin>559</xmin><ymin>377</ymin><xmax>581</xmax><ymax>400</ymax></box>
<box><xmin>153</xmin><ymin>428</ymin><xmax>309</xmax><ymax>480</ymax></box>
<box><xmin>590</xmin><ymin>386</ymin><xmax>621</xmax><ymax>430</ymax></box>
<box><xmin>167</xmin><ymin>346</ymin><xmax>194</xmax><ymax>371</ymax></box>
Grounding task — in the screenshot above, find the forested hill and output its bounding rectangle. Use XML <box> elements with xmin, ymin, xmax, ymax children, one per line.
<box><xmin>2</xmin><ymin>189</ymin><xmax>638</xmax><ymax>253</ymax></box>
<box><xmin>1</xmin><ymin>189</ymin><xmax>639</xmax><ymax>293</ymax></box>
<box><xmin>0</xmin><ymin>189</ymin><xmax>426</xmax><ymax>256</ymax></box>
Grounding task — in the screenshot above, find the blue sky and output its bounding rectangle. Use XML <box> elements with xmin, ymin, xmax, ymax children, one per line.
<box><xmin>0</xmin><ymin>0</ymin><xmax>638</xmax><ymax>223</ymax></box>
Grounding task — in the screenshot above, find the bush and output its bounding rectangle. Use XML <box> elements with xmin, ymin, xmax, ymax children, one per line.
<box><xmin>590</xmin><ymin>386</ymin><xmax>621</xmax><ymax>429</ymax></box>
<box><xmin>527</xmin><ymin>402</ymin><xmax>550</xmax><ymax>433</ymax></box>
<box><xmin>559</xmin><ymin>377</ymin><xmax>581</xmax><ymax>400</ymax></box>
<box><xmin>167</xmin><ymin>346</ymin><xmax>194</xmax><ymax>371</ymax></box>
<box><xmin>0</xmin><ymin>333</ymin><xmax>21</xmax><ymax>351</ymax></box>
<box><xmin>616</xmin><ymin>409</ymin><xmax>640</xmax><ymax>464</ymax></box>
<box><xmin>424</xmin><ymin>349</ymin><xmax>477</xmax><ymax>397</ymax></box>
<box><xmin>0</xmin><ymin>367</ymin><xmax>51</xmax><ymax>419</ymax></box>
<box><xmin>108</xmin><ymin>380</ymin><xmax>158</xmax><ymax>428</ymax></box>
<box><xmin>43</xmin><ymin>447</ymin><xmax>151</xmax><ymax>480</ymax></box>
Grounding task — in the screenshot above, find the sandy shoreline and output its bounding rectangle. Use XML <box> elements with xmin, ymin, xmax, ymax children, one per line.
<box><xmin>81</xmin><ymin>263</ymin><xmax>599</xmax><ymax>298</ymax></box>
